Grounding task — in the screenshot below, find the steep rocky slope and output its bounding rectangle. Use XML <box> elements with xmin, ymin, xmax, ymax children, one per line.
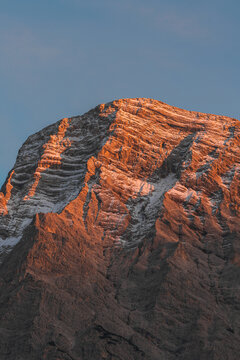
<box><xmin>0</xmin><ymin>98</ymin><xmax>240</xmax><ymax>359</ymax></box>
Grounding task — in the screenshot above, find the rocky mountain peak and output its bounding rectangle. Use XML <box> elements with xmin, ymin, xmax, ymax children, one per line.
<box><xmin>0</xmin><ymin>98</ymin><xmax>240</xmax><ymax>359</ymax></box>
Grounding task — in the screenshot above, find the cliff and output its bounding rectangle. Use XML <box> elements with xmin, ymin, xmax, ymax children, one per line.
<box><xmin>0</xmin><ymin>98</ymin><xmax>240</xmax><ymax>359</ymax></box>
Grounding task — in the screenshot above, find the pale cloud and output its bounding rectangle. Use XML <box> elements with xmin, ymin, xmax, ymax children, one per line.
<box><xmin>127</xmin><ymin>1</ymin><xmax>210</xmax><ymax>39</ymax></box>
<box><xmin>0</xmin><ymin>26</ymin><xmax>61</xmax><ymax>68</ymax></box>
<box><xmin>153</xmin><ymin>10</ymin><xmax>209</xmax><ymax>38</ymax></box>
<box><xmin>61</xmin><ymin>0</ymin><xmax>210</xmax><ymax>39</ymax></box>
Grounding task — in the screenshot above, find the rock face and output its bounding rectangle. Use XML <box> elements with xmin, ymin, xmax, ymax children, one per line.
<box><xmin>0</xmin><ymin>98</ymin><xmax>240</xmax><ymax>359</ymax></box>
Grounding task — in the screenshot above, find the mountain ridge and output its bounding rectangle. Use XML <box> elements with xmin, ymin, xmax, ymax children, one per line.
<box><xmin>0</xmin><ymin>98</ymin><xmax>240</xmax><ymax>359</ymax></box>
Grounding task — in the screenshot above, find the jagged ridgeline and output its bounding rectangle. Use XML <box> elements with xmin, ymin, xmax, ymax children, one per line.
<box><xmin>0</xmin><ymin>98</ymin><xmax>240</xmax><ymax>360</ymax></box>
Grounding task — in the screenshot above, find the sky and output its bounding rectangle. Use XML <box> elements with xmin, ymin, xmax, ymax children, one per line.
<box><xmin>0</xmin><ymin>0</ymin><xmax>239</xmax><ymax>187</ymax></box>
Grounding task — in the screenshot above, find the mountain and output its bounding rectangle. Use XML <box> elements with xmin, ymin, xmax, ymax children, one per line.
<box><xmin>0</xmin><ymin>98</ymin><xmax>240</xmax><ymax>360</ymax></box>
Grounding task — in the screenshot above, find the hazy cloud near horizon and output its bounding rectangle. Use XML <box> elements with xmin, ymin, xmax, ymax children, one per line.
<box><xmin>0</xmin><ymin>0</ymin><xmax>239</xmax><ymax>187</ymax></box>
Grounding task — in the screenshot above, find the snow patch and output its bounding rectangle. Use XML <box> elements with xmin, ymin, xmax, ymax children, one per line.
<box><xmin>120</xmin><ymin>173</ymin><xmax>177</xmax><ymax>247</ymax></box>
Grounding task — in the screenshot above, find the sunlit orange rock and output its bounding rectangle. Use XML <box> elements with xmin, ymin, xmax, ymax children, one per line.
<box><xmin>24</xmin><ymin>118</ymin><xmax>71</xmax><ymax>200</ymax></box>
<box><xmin>0</xmin><ymin>170</ymin><xmax>14</xmax><ymax>216</ymax></box>
<box><xmin>0</xmin><ymin>98</ymin><xmax>240</xmax><ymax>359</ymax></box>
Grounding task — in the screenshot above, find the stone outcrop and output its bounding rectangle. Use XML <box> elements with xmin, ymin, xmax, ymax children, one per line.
<box><xmin>0</xmin><ymin>98</ymin><xmax>240</xmax><ymax>359</ymax></box>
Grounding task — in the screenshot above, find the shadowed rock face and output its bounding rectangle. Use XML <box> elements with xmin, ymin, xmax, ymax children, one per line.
<box><xmin>0</xmin><ymin>98</ymin><xmax>240</xmax><ymax>359</ymax></box>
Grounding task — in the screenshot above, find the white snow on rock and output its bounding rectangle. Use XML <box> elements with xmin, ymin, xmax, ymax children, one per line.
<box><xmin>0</xmin><ymin>107</ymin><xmax>115</xmax><ymax>257</ymax></box>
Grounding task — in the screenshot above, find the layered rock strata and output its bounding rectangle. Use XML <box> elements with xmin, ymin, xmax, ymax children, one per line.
<box><xmin>0</xmin><ymin>98</ymin><xmax>240</xmax><ymax>359</ymax></box>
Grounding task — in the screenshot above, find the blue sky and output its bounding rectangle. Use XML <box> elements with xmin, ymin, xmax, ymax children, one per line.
<box><xmin>1</xmin><ymin>0</ymin><xmax>239</xmax><ymax>187</ymax></box>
